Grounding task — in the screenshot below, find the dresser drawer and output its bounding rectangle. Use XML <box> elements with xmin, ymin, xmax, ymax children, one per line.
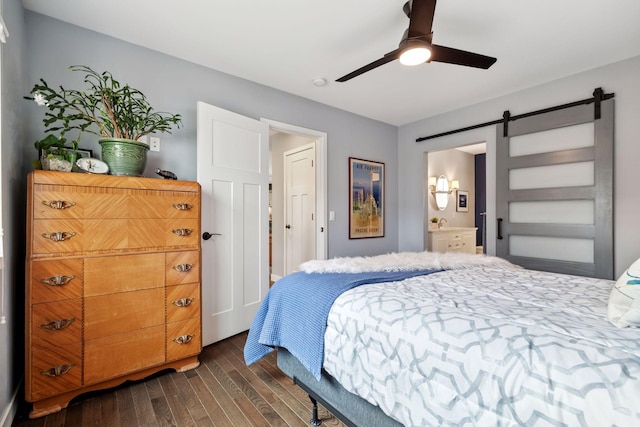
<box><xmin>84</xmin><ymin>253</ymin><xmax>164</xmax><ymax>296</ymax></box>
<box><xmin>32</xmin><ymin>219</ymin><xmax>85</xmax><ymax>254</ymax></box>
<box><xmin>166</xmin><ymin>251</ymin><xmax>200</xmax><ymax>285</ymax></box>
<box><xmin>34</xmin><ymin>186</ymin><xmax>200</xmax><ymax>220</ymax></box>
<box><xmin>84</xmin><ymin>325</ymin><xmax>165</xmax><ymax>385</ymax></box>
<box><xmin>33</xmin><ymin>218</ymin><xmax>199</xmax><ymax>255</ymax></box>
<box><xmin>30</xmin><ymin>259</ymin><xmax>83</xmax><ymax>303</ymax></box>
<box><xmin>166</xmin><ymin>219</ymin><xmax>200</xmax><ymax>247</ymax></box>
<box><xmin>167</xmin><ymin>318</ymin><xmax>201</xmax><ymax>361</ymax></box>
<box><xmin>33</xmin><ymin>219</ymin><xmax>146</xmax><ymax>254</ymax></box>
<box><xmin>32</xmin><ymin>299</ymin><xmax>82</xmax><ymax>348</ymax></box>
<box><xmin>33</xmin><ymin>187</ymin><xmax>84</xmax><ymax>219</ymax></box>
<box><xmin>447</xmin><ymin>241</ymin><xmax>464</xmax><ymax>250</ymax></box>
<box><xmin>167</xmin><ymin>283</ymin><xmax>200</xmax><ymax>323</ymax></box>
<box><xmin>85</xmin><ymin>288</ymin><xmax>165</xmax><ymax>340</ymax></box>
<box><xmin>129</xmin><ymin>193</ymin><xmax>200</xmax><ymax>219</ymax></box>
<box><xmin>85</xmin><ymin>219</ymin><xmax>194</xmax><ymax>251</ymax></box>
<box><xmin>33</xmin><ymin>185</ymin><xmax>128</xmax><ymax>219</ymax></box>
<box><xmin>30</xmin><ymin>342</ymin><xmax>82</xmax><ymax>401</ymax></box>
<box><xmin>164</xmin><ymin>193</ymin><xmax>200</xmax><ymax>219</ymax></box>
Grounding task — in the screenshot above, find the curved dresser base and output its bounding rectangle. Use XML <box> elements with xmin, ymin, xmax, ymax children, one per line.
<box><xmin>29</xmin><ymin>356</ymin><xmax>199</xmax><ymax>419</ymax></box>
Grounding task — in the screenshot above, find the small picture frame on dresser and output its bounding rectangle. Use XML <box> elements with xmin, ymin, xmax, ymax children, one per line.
<box><xmin>456</xmin><ymin>190</ymin><xmax>469</xmax><ymax>212</ymax></box>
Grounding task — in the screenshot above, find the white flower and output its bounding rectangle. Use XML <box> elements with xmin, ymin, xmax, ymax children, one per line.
<box><xmin>33</xmin><ymin>92</ymin><xmax>48</xmax><ymax>106</ymax></box>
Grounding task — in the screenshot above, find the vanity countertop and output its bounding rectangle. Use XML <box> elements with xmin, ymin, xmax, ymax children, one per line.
<box><xmin>429</xmin><ymin>226</ymin><xmax>477</xmax><ymax>233</ymax></box>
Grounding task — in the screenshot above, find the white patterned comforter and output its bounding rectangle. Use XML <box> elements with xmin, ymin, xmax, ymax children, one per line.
<box><xmin>323</xmin><ymin>266</ymin><xmax>640</xmax><ymax>427</ymax></box>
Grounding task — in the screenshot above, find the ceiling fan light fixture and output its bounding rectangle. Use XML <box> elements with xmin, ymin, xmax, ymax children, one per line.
<box><xmin>399</xmin><ymin>46</ymin><xmax>431</xmax><ymax>66</ymax></box>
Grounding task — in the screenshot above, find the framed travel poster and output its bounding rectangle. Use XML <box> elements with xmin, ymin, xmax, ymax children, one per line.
<box><xmin>349</xmin><ymin>157</ymin><xmax>384</xmax><ymax>239</ymax></box>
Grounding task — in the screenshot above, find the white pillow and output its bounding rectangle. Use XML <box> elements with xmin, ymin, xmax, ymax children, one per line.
<box><xmin>608</xmin><ymin>258</ymin><xmax>640</xmax><ymax>328</ymax></box>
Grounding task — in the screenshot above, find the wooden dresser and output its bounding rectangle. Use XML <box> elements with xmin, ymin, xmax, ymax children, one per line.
<box><xmin>25</xmin><ymin>170</ymin><xmax>202</xmax><ymax>418</ymax></box>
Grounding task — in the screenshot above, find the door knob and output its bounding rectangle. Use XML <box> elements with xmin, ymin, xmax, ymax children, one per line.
<box><xmin>285</xmin><ymin>225</ymin><xmax>291</xmax><ymax>229</ymax></box>
<box><xmin>202</xmin><ymin>232</ymin><xmax>221</xmax><ymax>240</ymax></box>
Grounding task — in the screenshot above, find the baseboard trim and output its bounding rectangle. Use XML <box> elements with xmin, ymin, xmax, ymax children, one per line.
<box><xmin>1</xmin><ymin>382</ymin><xmax>21</xmax><ymax>427</ymax></box>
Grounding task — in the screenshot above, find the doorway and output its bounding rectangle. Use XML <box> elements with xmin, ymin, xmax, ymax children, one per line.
<box><xmin>263</xmin><ymin>119</ymin><xmax>327</xmax><ymax>282</ymax></box>
<box><xmin>424</xmin><ymin>142</ymin><xmax>487</xmax><ymax>253</ymax></box>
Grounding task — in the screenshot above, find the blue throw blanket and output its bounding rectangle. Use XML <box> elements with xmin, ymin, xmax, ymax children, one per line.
<box><xmin>244</xmin><ymin>269</ymin><xmax>440</xmax><ymax>380</ymax></box>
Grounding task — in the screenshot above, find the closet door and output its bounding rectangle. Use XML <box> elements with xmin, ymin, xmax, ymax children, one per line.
<box><xmin>496</xmin><ymin>98</ymin><xmax>614</xmax><ymax>279</ymax></box>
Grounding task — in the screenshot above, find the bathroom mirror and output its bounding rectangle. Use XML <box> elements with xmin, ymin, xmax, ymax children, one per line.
<box><xmin>435</xmin><ymin>175</ymin><xmax>449</xmax><ymax>211</ymax></box>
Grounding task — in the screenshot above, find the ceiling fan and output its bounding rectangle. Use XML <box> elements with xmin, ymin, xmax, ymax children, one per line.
<box><xmin>336</xmin><ymin>0</ymin><xmax>497</xmax><ymax>82</ymax></box>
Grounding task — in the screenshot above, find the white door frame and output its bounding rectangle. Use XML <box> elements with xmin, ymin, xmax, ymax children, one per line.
<box><xmin>261</xmin><ymin>118</ymin><xmax>328</xmax><ymax>268</ymax></box>
<box><xmin>421</xmin><ymin>125</ymin><xmax>497</xmax><ymax>256</ymax></box>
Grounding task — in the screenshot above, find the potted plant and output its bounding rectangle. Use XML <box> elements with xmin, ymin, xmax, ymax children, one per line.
<box><xmin>429</xmin><ymin>216</ymin><xmax>439</xmax><ymax>230</ymax></box>
<box><xmin>33</xmin><ymin>134</ymin><xmax>77</xmax><ymax>172</ymax></box>
<box><xmin>25</xmin><ymin>90</ymin><xmax>83</xmax><ymax>171</ymax></box>
<box><xmin>26</xmin><ymin>65</ymin><xmax>182</xmax><ymax>176</ymax></box>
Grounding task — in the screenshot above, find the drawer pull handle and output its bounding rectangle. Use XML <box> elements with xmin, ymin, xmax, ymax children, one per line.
<box><xmin>42</xmin><ymin>231</ymin><xmax>76</xmax><ymax>242</ymax></box>
<box><xmin>172</xmin><ymin>228</ymin><xmax>194</xmax><ymax>237</ymax></box>
<box><xmin>173</xmin><ymin>203</ymin><xmax>194</xmax><ymax>211</ymax></box>
<box><xmin>41</xmin><ymin>275</ymin><xmax>75</xmax><ymax>286</ymax></box>
<box><xmin>41</xmin><ymin>317</ymin><xmax>75</xmax><ymax>331</ymax></box>
<box><xmin>172</xmin><ymin>298</ymin><xmax>195</xmax><ymax>308</ymax></box>
<box><xmin>43</xmin><ymin>200</ymin><xmax>76</xmax><ymax>210</ymax></box>
<box><xmin>172</xmin><ymin>263</ymin><xmax>194</xmax><ymax>273</ymax></box>
<box><xmin>173</xmin><ymin>334</ymin><xmax>194</xmax><ymax>345</ymax></box>
<box><xmin>41</xmin><ymin>364</ymin><xmax>75</xmax><ymax>377</ymax></box>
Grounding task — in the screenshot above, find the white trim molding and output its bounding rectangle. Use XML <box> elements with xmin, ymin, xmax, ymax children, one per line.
<box><xmin>0</xmin><ymin>381</ymin><xmax>20</xmax><ymax>427</ymax></box>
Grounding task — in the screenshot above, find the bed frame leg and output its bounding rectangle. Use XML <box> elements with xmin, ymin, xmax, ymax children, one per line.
<box><xmin>308</xmin><ymin>395</ymin><xmax>322</xmax><ymax>426</ymax></box>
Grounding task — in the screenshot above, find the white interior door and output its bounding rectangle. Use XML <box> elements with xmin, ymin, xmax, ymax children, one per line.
<box><xmin>284</xmin><ymin>144</ymin><xmax>316</xmax><ymax>275</ymax></box>
<box><xmin>197</xmin><ymin>102</ymin><xmax>269</xmax><ymax>345</ymax></box>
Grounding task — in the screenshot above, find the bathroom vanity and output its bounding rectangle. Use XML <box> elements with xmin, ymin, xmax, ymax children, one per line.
<box><xmin>428</xmin><ymin>227</ymin><xmax>477</xmax><ymax>254</ymax></box>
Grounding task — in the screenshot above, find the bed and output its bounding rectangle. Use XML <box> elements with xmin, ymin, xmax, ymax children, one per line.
<box><xmin>245</xmin><ymin>252</ymin><xmax>640</xmax><ymax>426</ymax></box>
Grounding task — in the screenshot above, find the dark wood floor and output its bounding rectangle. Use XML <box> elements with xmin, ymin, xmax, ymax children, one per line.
<box><xmin>12</xmin><ymin>332</ymin><xmax>347</xmax><ymax>427</ymax></box>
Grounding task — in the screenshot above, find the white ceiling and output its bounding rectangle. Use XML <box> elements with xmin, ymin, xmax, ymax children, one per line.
<box><xmin>21</xmin><ymin>0</ymin><xmax>640</xmax><ymax>126</ymax></box>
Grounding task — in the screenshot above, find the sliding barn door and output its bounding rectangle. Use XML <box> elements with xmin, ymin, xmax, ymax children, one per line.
<box><xmin>496</xmin><ymin>98</ymin><xmax>614</xmax><ymax>279</ymax></box>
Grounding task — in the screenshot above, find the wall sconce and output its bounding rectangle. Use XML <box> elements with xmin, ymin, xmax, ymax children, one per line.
<box><xmin>429</xmin><ymin>175</ymin><xmax>458</xmax><ymax>210</ymax></box>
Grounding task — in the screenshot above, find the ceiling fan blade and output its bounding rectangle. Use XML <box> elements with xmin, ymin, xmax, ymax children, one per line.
<box><xmin>406</xmin><ymin>0</ymin><xmax>437</xmax><ymax>38</ymax></box>
<box><xmin>430</xmin><ymin>44</ymin><xmax>497</xmax><ymax>69</ymax></box>
<box><xmin>336</xmin><ymin>49</ymin><xmax>402</xmax><ymax>82</ymax></box>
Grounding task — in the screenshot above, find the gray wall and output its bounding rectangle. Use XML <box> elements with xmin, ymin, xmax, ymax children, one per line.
<box><xmin>1</xmin><ymin>0</ymin><xmax>27</xmax><ymax>425</ymax></box>
<box><xmin>23</xmin><ymin>11</ymin><xmax>400</xmax><ymax>260</ymax></box>
<box><xmin>398</xmin><ymin>55</ymin><xmax>640</xmax><ymax>277</ymax></box>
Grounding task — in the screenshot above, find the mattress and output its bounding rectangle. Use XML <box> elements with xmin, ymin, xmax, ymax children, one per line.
<box><xmin>323</xmin><ymin>265</ymin><xmax>640</xmax><ymax>426</ymax></box>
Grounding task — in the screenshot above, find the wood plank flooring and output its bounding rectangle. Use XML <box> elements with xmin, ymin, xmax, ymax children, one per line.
<box><xmin>12</xmin><ymin>332</ymin><xmax>347</xmax><ymax>427</ymax></box>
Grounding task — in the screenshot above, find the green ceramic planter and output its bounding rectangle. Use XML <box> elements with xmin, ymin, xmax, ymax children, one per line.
<box><xmin>99</xmin><ymin>138</ymin><xmax>149</xmax><ymax>176</ymax></box>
